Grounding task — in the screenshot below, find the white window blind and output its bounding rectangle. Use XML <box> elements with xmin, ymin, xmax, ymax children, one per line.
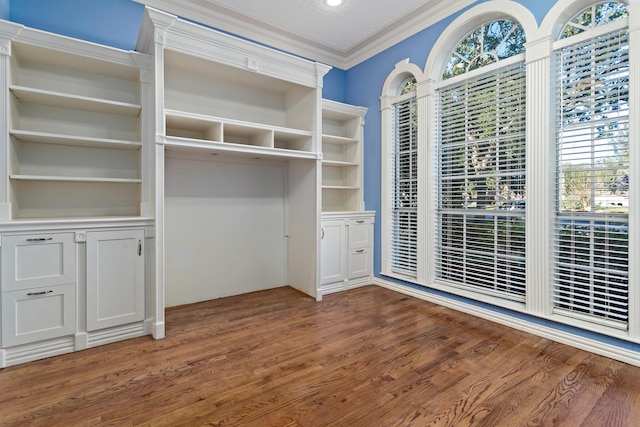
<box><xmin>390</xmin><ymin>97</ymin><xmax>418</xmax><ymax>277</ymax></box>
<box><xmin>554</xmin><ymin>27</ymin><xmax>629</xmax><ymax>328</ymax></box>
<box><xmin>436</xmin><ymin>62</ymin><xmax>526</xmax><ymax>300</ymax></box>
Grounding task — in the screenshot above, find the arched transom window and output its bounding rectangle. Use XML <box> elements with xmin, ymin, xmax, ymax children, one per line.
<box><xmin>443</xmin><ymin>20</ymin><xmax>525</xmax><ymax>79</ymax></box>
<box><xmin>560</xmin><ymin>1</ymin><xmax>629</xmax><ymax>39</ymax></box>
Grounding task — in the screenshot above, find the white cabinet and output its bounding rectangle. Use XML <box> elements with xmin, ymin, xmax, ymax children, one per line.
<box><xmin>1</xmin><ymin>233</ymin><xmax>76</xmax><ymax>347</ymax></box>
<box><xmin>320</xmin><ymin>213</ymin><xmax>374</xmax><ymax>296</ymax></box>
<box><xmin>0</xmin><ymin>19</ymin><xmax>154</xmax><ymax>367</ymax></box>
<box><xmin>86</xmin><ymin>229</ymin><xmax>145</xmax><ymax>331</ymax></box>
<box><xmin>321</xmin><ymin>219</ymin><xmax>347</xmax><ymax>286</ymax></box>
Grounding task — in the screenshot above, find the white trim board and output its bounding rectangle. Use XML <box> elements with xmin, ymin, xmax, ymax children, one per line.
<box><xmin>373</xmin><ymin>277</ymin><xmax>640</xmax><ymax>367</ymax></box>
<box><xmin>132</xmin><ymin>0</ymin><xmax>475</xmax><ymax>69</ymax></box>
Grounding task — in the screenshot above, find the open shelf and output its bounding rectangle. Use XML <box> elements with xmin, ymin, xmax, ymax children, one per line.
<box><xmin>165</xmin><ymin>109</ymin><xmax>317</xmax><ymax>159</ymax></box>
<box><xmin>10</xmin><ymin>130</ymin><xmax>141</xmax><ymax>150</ymax></box>
<box><xmin>321</xmin><ymin>100</ymin><xmax>367</xmax><ymax>213</ymax></box>
<box><xmin>322</xmin><ymin>160</ymin><xmax>359</xmax><ymax>167</ymax></box>
<box><xmin>10</xmin><ymin>175</ymin><xmax>142</xmax><ymax>183</ymax></box>
<box><xmin>9</xmin><ymin>86</ymin><xmax>141</xmax><ymax>116</ymax></box>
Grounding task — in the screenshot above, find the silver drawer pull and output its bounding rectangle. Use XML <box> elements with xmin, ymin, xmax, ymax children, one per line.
<box><xmin>26</xmin><ymin>238</ymin><xmax>53</xmax><ymax>242</ymax></box>
<box><xmin>27</xmin><ymin>290</ymin><xmax>53</xmax><ymax>296</ymax></box>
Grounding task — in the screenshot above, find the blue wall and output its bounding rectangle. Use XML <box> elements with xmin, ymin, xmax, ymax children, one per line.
<box><xmin>9</xmin><ymin>0</ymin><xmax>143</xmax><ymax>50</ymax></box>
<box><xmin>0</xmin><ymin>0</ymin><xmax>8</xmax><ymax>21</ymax></box>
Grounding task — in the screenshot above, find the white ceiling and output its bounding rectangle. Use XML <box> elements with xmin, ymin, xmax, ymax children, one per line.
<box><xmin>135</xmin><ymin>0</ymin><xmax>474</xmax><ymax>69</ymax></box>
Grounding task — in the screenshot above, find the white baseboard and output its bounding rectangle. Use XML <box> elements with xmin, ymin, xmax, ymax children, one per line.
<box><xmin>373</xmin><ymin>277</ymin><xmax>640</xmax><ymax>367</ymax></box>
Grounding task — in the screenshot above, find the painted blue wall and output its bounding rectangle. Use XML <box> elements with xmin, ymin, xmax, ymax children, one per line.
<box><xmin>0</xmin><ymin>0</ymin><xmax>9</xmax><ymax>21</ymax></box>
<box><xmin>322</xmin><ymin>68</ymin><xmax>347</xmax><ymax>103</ymax></box>
<box><xmin>9</xmin><ymin>0</ymin><xmax>143</xmax><ymax>51</ymax></box>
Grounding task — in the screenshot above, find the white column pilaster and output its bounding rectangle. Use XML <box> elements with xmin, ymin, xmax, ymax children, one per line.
<box><xmin>524</xmin><ymin>36</ymin><xmax>554</xmax><ymax>317</ymax></box>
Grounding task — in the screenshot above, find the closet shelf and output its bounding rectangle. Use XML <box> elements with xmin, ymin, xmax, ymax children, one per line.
<box><xmin>9</xmin><ymin>85</ymin><xmax>142</xmax><ymax>116</ymax></box>
<box><xmin>10</xmin><ymin>175</ymin><xmax>142</xmax><ymax>183</ymax></box>
<box><xmin>10</xmin><ymin>130</ymin><xmax>142</xmax><ymax>150</ymax></box>
<box><xmin>165</xmin><ymin>136</ymin><xmax>321</xmax><ymax>161</ymax></box>
<box><xmin>166</xmin><ymin>109</ymin><xmax>313</xmax><ymax>140</ymax></box>
<box><xmin>322</xmin><ymin>185</ymin><xmax>361</xmax><ymax>190</ymax></box>
<box><xmin>322</xmin><ymin>160</ymin><xmax>359</xmax><ymax>167</ymax></box>
<box><xmin>322</xmin><ymin>134</ymin><xmax>357</xmax><ymax>145</ymax></box>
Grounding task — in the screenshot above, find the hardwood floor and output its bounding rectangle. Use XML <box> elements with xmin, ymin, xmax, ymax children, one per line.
<box><xmin>1</xmin><ymin>285</ymin><xmax>639</xmax><ymax>426</ymax></box>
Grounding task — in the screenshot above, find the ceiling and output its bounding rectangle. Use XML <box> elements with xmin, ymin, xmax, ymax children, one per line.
<box><xmin>134</xmin><ymin>0</ymin><xmax>475</xmax><ymax>69</ymax></box>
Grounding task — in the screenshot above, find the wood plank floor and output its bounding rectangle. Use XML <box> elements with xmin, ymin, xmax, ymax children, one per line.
<box><xmin>1</xmin><ymin>285</ymin><xmax>639</xmax><ymax>426</ymax></box>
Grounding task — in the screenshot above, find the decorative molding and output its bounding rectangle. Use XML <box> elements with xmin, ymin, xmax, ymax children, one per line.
<box><xmin>0</xmin><ymin>38</ymin><xmax>10</xmax><ymax>56</ymax></box>
<box><xmin>87</xmin><ymin>323</ymin><xmax>146</xmax><ymax>348</ymax></box>
<box><xmin>2</xmin><ymin>336</ymin><xmax>75</xmax><ymax>367</ymax></box>
<box><xmin>0</xmin><ymin>218</ymin><xmax>154</xmax><ymax>234</ymax></box>
<box><xmin>141</xmin><ymin>7</ymin><xmax>330</xmax><ymax>89</ymax></box>
<box><xmin>132</xmin><ymin>0</ymin><xmax>475</xmax><ymax>70</ymax></box>
<box><xmin>344</xmin><ymin>0</ymin><xmax>477</xmax><ymax>69</ymax></box>
<box><xmin>373</xmin><ymin>277</ymin><xmax>640</xmax><ymax>367</ymax></box>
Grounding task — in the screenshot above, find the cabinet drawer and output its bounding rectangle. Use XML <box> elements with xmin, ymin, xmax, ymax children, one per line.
<box><xmin>347</xmin><ymin>218</ymin><xmax>372</xmax><ymax>249</ymax></box>
<box><xmin>1</xmin><ymin>233</ymin><xmax>76</xmax><ymax>292</ymax></box>
<box><xmin>348</xmin><ymin>247</ymin><xmax>371</xmax><ymax>280</ymax></box>
<box><xmin>2</xmin><ymin>283</ymin><xmax>76</xmax><ymax>347</ymax></box>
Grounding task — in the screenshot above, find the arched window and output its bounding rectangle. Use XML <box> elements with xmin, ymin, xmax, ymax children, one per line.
<box><xmin>553</xmin><ymin>1</ymin><xmax>630</xmax><ymax>327</ymax></box>
<box><xmin>380</xmin><ymin>62</ymin><xmax>422</xmax><ymax>280</ymax></box>
<box><xmin>435</xmin><ymin>18</ymin><xmax>527</xmax><ymax>300</ymax></box>
<box><xmin>560</xmin><ymin>1</ymin><xmax>628</xmax><ymax>38</ymax></box>
<box><xmin>443</xmin><ymin>20</ymin><xmax>526</xmax><ymax>79</ymax></box>
<box><xmin>390</xmin><ymin>76</ymin><xmax>418</xmax><ymax>277</ymax></box>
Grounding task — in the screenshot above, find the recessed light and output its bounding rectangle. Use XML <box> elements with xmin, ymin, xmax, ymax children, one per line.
<box><xmin>325</xmin><ymin>0</ymin><xmax>342</xmax><ymax>7</ymax></box>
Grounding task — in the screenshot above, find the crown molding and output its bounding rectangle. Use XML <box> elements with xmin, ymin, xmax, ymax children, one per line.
<box><xmin>133</xmin><ymin>0</ymin><xmax>473</xmax><ymax>70</ymax></box>
<box><xmin>133</xmin><ymin>0</ymin><xmax>347</xmax><ymax>68</ymax></box>
<box><xmin>344</xmin><ymin>0</ymin><xmax>476</xmax><ymax>69</ymax></box>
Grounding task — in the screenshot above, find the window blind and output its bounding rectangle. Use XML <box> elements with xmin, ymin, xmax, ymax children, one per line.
<box><xmin>436</xmin><ymin>62</ymin><xmax>526</xmax><ymax>300</ymax></box>
<box><xmin>390</xmin><ymin>97</ymin><xmax>418</xmax><ymax>277</ymax></box>
<box><xmin>554</xmin><ymin>28</ymin><xmax>629</xmax><ymax>327</ymax></box>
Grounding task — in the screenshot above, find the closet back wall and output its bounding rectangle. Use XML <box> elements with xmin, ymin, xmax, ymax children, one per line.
<box><xmin>164</xmin><ymin>154</ymin><xmax>287</xmax><ymax>307</ymax></box>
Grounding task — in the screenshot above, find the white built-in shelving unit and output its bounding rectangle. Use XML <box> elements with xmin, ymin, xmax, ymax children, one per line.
<box><xmin>0</xmin><ymin>21</ymin><xmax>154</xmax><ymax>367</ymax></box>
<box><xmin>136</xmin><ymin>7</ymin><xmax>330</xmax><ymax>318</ymax></box>
<box><xmin>320</xmin><ymin>100</ymin><xmax>375</xmax><ymax>295</ymax></box>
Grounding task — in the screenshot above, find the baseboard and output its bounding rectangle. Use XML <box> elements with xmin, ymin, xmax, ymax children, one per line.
<box><xmin>373</xmin><ymin>277</ymin><xmax>640</xmax><ymax>367</ymax></box>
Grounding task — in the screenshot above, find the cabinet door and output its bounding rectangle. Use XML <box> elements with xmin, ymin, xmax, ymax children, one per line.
<box><xmin>2</xmin><ymin>284</ymin><xmax>76</xmax><ymax>347</ymax></box>
<box><xmin>86</xmin><ymin>229</ymin><xmax>145</xmax><ymax>331</ymax></box>
<box><xmin>348</xmin><ymin>248</ymin><xmax>372</xmax><ymax>280</ymax></box>
<box><xmin>1</xmin><ymin>233</ymin><xmax>75</xmax><ymax>292</ymax></box>
<box><xmin>321</xmin><ymin>220</ymin><xmax>347</xmax><ymax>286</ymax></box>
